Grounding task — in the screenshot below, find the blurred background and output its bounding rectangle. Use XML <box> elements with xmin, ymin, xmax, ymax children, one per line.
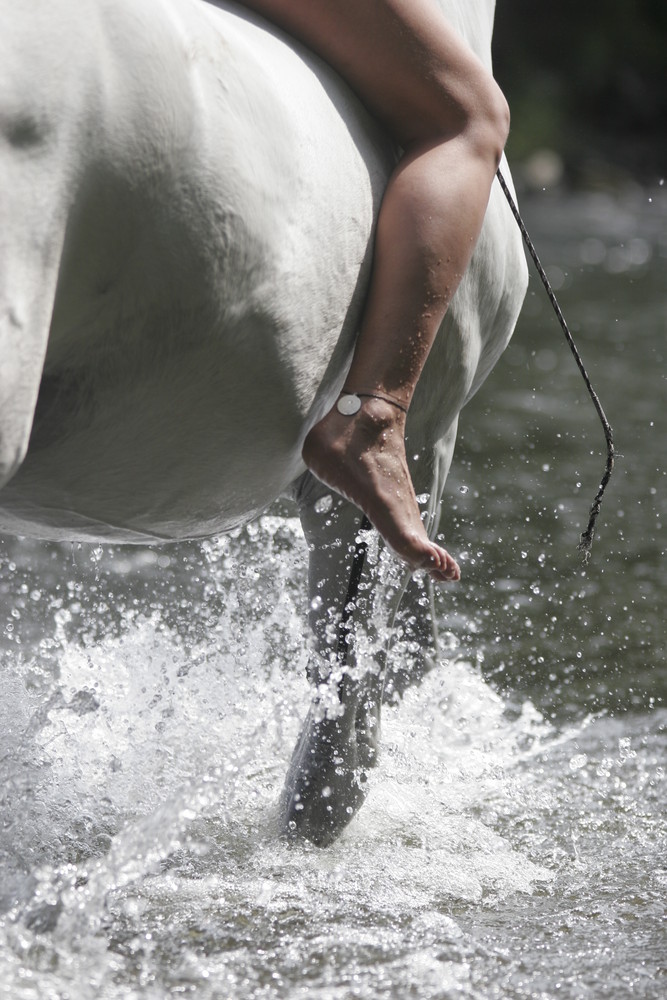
<box><xmin>493</xmin><ymin>0</ymin><xmax>667</xmax><ymax>188</ymax></box>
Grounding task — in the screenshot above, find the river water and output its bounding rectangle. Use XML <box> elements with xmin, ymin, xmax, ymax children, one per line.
<box><xmin>1</xmin><ymin>185</ymin><xmax>665</xmax><ymax>999</ymax></box>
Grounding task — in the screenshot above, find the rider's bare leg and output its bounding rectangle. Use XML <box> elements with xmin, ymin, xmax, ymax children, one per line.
<box><xmin>242</xmin><ymin>0</ymin><xmax>509</xmax><ymax>580</ymax></box>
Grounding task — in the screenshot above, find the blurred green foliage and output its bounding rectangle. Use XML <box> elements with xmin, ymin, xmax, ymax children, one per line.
<box><xmin>493</xmin><ymin>0</ymin><xmax>667</xmax><ymax>183</ymax></box>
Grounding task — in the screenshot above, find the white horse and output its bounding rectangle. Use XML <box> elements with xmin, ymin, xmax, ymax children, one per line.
<box><xmin>0</xmin><ymin>0</ymin><xmax>527</xmax><ymax>843</ymax></box>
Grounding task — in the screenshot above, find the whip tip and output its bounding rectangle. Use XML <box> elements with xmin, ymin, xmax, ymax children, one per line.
<box><xmin>577</xmin><ymin>530</ymin><xmax>594</xmax><ymax>565</ymax></box>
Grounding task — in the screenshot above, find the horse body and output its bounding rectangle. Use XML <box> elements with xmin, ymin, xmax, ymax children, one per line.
<box><xmin>0</xmin><ymin>0</ymin><xmax>527</xmax><ymax>842</ymax></box>
<box><xmin>1</xmin><ymin>0</ymin><xmax>388</xmax><ymax>539</ymax></box>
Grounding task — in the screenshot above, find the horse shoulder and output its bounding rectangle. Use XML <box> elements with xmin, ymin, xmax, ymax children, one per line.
<box><xmin>0</xmin><ymin>3</ymin><xmax>97</xmax><ymax>488</ymax></box>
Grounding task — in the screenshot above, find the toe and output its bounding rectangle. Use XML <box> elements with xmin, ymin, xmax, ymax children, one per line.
<box><xmin>428</xmin><ymin>547</ymin><xmax>460</xmax><ymax>583</ymax></box>
<box><xmin>445</xmin><ymin>553</ymin><xmax>461</xmax><ymax>580</ymax></box>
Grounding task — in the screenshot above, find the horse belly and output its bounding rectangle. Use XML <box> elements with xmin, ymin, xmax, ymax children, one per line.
<box><xmin>0</xmin><ymin>305</ymin><xmax>309</xmax><ymax>542</ymax></box>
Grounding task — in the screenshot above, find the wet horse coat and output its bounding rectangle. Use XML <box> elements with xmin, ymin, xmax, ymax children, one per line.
<box><xmin>0</xmin><ymin>0</ymin><xmax>527</xmax><ymax>841</ymax></box>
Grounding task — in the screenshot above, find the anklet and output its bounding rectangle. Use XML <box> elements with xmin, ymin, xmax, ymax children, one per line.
<box><xmin>337</xmin><ymin>391</ymin><xmax>408</xmax><ymax>416</ymax></box>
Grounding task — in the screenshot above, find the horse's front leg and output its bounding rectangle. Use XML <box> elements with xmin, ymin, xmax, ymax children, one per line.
<box><xmin>284</xmin><ymin>424</ymin><xmax>457</xmax><ymax>845</ymax></box>
<box><xmin>282</xmin><ymin>475</ymin><xmax>403</xmax><ymax>845</ymax></box>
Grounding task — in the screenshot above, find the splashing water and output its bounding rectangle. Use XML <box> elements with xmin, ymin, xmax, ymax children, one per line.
<box><xmin>0</xmin><ymin>510</ymin><xmax>664</xmax><ymax>1000</ymax></box>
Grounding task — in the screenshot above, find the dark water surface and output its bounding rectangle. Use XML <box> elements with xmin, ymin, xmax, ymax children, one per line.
<box><xmin>1</xmin><ymin>187</ymin><xmax>665</xmax><ymax>999</ymax></box>
<box><xmin>445</xmin><ymin>184</ymin><xmax>666</xmax><ymax>718</ymax></box>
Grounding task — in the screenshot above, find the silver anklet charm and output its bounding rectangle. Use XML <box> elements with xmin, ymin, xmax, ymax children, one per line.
<box><xmin>336</xmin><ymin>393</ymin><xmax>362</xmax><ymax>415</ymax></box>
<box><xmin>336</xmin><ymin>391</ymin><xmax>408</xmax><ymax>416</ymax></box>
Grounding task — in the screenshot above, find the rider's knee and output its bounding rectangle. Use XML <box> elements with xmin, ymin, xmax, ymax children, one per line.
<box><xmin>461</xmin><ymin>73</ymin><xmax>510</xmax><ymax>169</ymax></box>
<box><xmin>485</xmin><ymin>79</ymin><xmax>511</xmax><ymax>162</ymax></box>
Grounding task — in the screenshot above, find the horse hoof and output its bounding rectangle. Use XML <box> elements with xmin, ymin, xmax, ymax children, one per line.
<box><xmin>280</xmin><ymin>702</ymin><xmax>378</xmax><ymax>846</ymax></box>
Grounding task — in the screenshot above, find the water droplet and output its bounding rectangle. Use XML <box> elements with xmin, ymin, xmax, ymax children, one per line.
<box><xmin>459</xmin><ymin>485</ymin><xmax>469</xmax><ymax>495</ymax></box>
<box><xmin>314</xmin><ymin>494</ymin><xmax>333</xmax><ymax>514</ymax></box>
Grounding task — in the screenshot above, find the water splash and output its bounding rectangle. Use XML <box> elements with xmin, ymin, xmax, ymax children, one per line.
<box><xmin>0</xmin><ymin>509</ymin><xmax>664</xmax><ymax>999</ymax></box>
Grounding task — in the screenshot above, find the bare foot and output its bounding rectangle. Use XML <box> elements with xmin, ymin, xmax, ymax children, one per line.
<box><xmin>303</xmin><ymin>397</ymin><xmax>461</xmax><ymax>582</ymax></box>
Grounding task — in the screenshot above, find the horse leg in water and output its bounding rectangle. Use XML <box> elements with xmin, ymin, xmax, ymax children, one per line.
<box><xmin>284</xmin><ymin>488</ymin><xmax>402</xmax><ymax>846</ymax></box>
<box><xmin>240</xmin><ymin>0</ymin><xmax>508</xmax><ymax>580</ymax></box>
<box><xmin>285</xmin><ymin>424</ymin><xmax>458</xmax><ymax>845</ymax></box>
